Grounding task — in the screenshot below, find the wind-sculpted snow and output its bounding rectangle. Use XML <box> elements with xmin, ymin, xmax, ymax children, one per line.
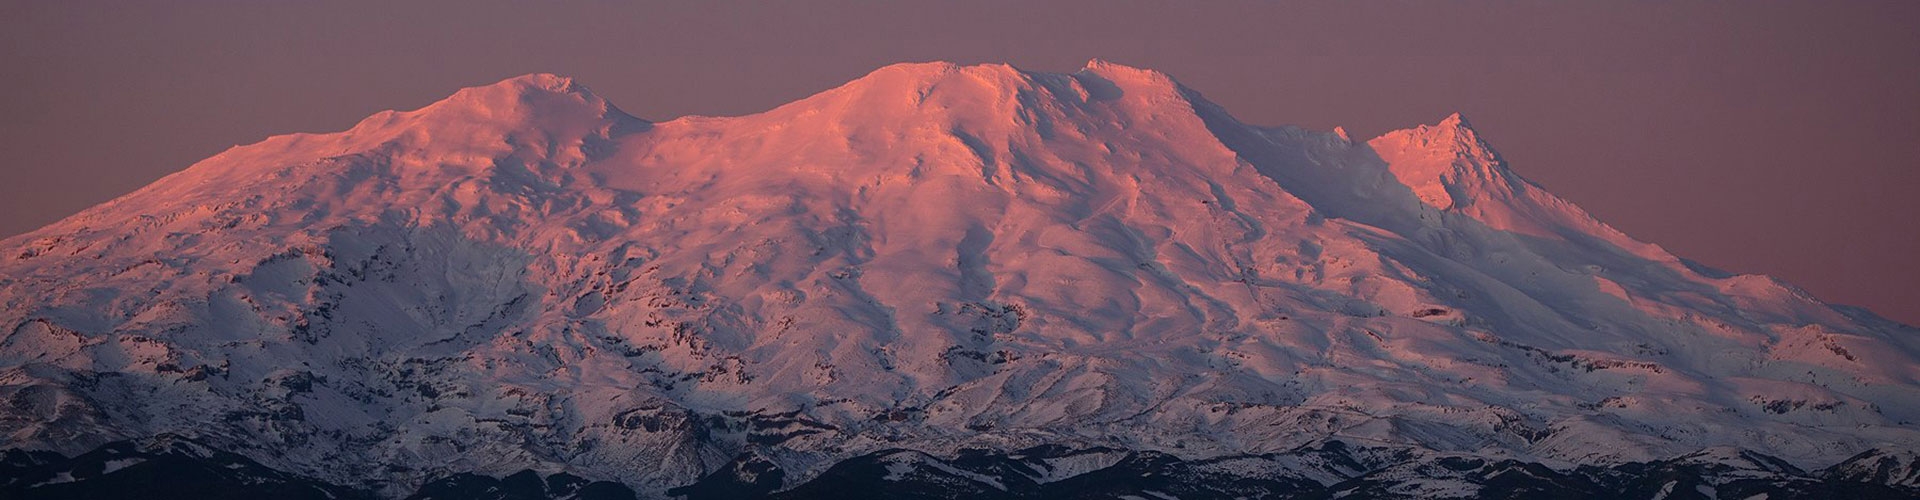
<box><xmin>1</xmin><ymin>61</ymin><xmax>1916</xmax><ymax>496</ymax></box>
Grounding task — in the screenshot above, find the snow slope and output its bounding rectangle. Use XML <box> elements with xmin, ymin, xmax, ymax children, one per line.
<box><xmin>1</xmin><ymin>60</ymin><xmax>1915</xmax><ymax>495</ymax></box>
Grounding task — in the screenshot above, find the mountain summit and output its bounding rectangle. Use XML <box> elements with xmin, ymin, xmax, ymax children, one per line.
<box><xmin>2</xmin><ymin>61</ymin><xmax>1915</xmax><ymax>498</ymax></box>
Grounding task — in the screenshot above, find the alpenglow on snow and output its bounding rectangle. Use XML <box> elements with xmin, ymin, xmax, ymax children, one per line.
<box><xmin>1</xmin><ymin>61</ymin><xmax>1916</xmax><ymax>498</ymax></box>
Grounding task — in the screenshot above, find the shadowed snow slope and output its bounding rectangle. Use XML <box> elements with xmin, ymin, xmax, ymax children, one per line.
<box><xmin>1</xmin><ymin>61</ymin><xmax>1915</xmax><ymax>496</ymax></box>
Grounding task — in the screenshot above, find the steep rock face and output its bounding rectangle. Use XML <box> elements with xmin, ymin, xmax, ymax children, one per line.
<box><xmin>0</xmin><ymin>61</ymin><xmax>1915</xmax><ymax>496</ymax></box>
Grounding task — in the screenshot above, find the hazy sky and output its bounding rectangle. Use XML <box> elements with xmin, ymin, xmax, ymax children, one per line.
<box><xmin>2</xmin><ymin>1</ymin><xmax>1916</xmax><ymax>324</ymax></box>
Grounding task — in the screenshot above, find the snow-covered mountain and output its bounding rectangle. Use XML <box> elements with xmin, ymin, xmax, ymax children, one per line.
<box><xmin>1</xmin><ymin>60</ymin><xmax>1915</xmax><ymax>498</ymax></box>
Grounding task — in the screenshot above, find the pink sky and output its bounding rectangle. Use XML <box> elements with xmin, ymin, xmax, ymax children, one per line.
<box><xmin>2</xmin><ymin>1</ymin><xmax>1915</xmax><ymax>324</ymax></box>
